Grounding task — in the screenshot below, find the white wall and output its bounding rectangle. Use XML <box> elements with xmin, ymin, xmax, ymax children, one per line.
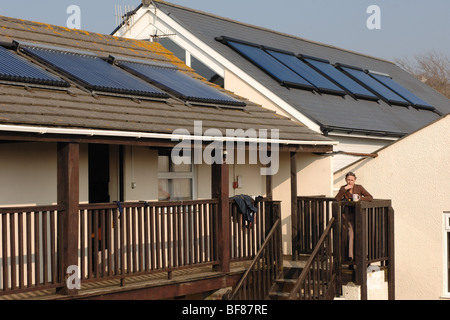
<box><xmin>330</xmin><ymin>134</ymin><xmax>395</xmax><ymax>174</ymax></box>
<box><xmin>0</xmin><ymin>142</ymin><xmax>89</xmax><ymax>206</ymax></box>
<box><xmin>334</xmin><ymin>115</ymin><xmax>450</xmax><ymax>300</ymax></box>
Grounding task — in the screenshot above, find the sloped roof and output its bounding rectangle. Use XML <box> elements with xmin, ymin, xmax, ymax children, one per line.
<box><xmin>151</xmin><ymin>0</ymin><xmax>449</xmax><ymax>137</ymax></box>
<box><xmin>0</xmin><ymin>15</ymin><xmax>332</xmax><ymax>144</ymax></box>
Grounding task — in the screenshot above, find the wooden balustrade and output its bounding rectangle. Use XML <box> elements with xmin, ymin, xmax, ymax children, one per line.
<box><xmin>78</xmin><ymin>200</ymin><xmax>220</xmax><ymax>283</ymax></box>
<box><xmin>295</xmin><ymin>196</ymin><xmax>334</xmax><ymax>256</ymax></box>
<box><xmin>0</xmin><ymin>205</ymin><xmax>63</xmax><ymax>295</ymax></box>
<box><xmin>0</xmin><ymin>197</ymin><xmax>279</xmax><ymax>296</ymax></box>
<box><xmin>289</xmin><ymin>217</ymin><xmax>337</xmax><ymax>300</ymax></box>
<box><xmin>228</xmin><ymin>201</ymin><xmax>282</xmax><ymax>300</ymax></box>
<box><xmin>294</xmin><ymin>197</ymin><xmax>395</xmax><ymax>300</ymax></box>
<box><xmin>229</xmin><ymin>198</ymin><xmax>273</xmax><ymax>262</ymax></box>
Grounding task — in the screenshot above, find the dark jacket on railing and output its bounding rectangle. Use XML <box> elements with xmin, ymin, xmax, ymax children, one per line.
<box><xmin>231</xmin><ymin>195</ymin><xmax>263</xmax><ymax>225</ymax></box>
<box><xmin>335</xmin><ymin>184</ymin><xmax>373</xmax><ymax>202</ymax></box>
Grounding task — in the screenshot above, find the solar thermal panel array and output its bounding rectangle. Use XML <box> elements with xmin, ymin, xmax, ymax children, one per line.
<box><xmin>1</xmin><ymin>41</ymin><xmax>245</xmax><ymax>108</ymax></box>
<box><xmin>116</xmin><ymin>59</ymin><xmax>247</xmax><ymax>107</ymax></box>
<box><xmin>217</xmin><ymin>36</ymin><xmax>434</xmax><ymax>110</ymax></box>
<box><xmin>226</xmin><ymin>40</ymin><xmax>315</xmax><ymax>90</ymax></box>
<box><xmin>300</xmin><ymin>55</ymin><xmax>379</xmax><ymax>101</ymax></box>
<box><xmin>20</xmin><ymin>45</ymin><xmax>169</xmax><ymax>99</ymax></box>
<box><xmin>368</xmin><ymin>72</ymin><xmax>434</xmax><ymax>110</ymax></box>
<box><xmin>0</xmin><ymin>46</ymin><xmax>69</xmax><ymax>87</ymax></box>
<box><xmin>265</xmin><ymin>49</ymin><xmax>346</xmax><ymax>95</ymax></box>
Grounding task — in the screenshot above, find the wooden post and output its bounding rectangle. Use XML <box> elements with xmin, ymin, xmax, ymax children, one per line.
<box><xmin>332</xmin><ymin>201</ymin><xmax>342</xmax><ymax>296</ymax></box>
<box><xmin>290</xmin><ymin>152</ymin><xmax>298</xmax><ymax>261</ymax></box>
<box><xmin>273</xmin><ymin>201</ymin><xmax>283</xmax><ymax>272</ymax></box>
<box><xmin>355</xmin><ymin>202</ymin><xmax>367</xmax><ymax>300</ymax></box>
<box><xmin>265</xmin><ymin>165</ymin><xmax>273</xmax><ymax>200</ymax></box>
<box><xmin>388</xmin><ymin>206</ymin><xmax>395</xmax><ymax>300</ymax></box>
<box><xmin>56</xmin><ymin>142</ymin><xmax>80</xmax><ymax>295</ymax></box>
<box><xmin>212</xmin><ymin>157</ymin><xmax>230</xmax><ymax>273</ymax></box>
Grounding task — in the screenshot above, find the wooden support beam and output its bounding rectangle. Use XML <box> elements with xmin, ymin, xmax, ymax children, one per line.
<box><xmin>56</xmin><ymin>142</ymin><xmax>80</xmax><ymax>295</ymax></box>
<box><xmin>265</xmin><ymin>164</ymin><xmax>273</xmax><ymax>200</ymax></box>
<box><xmin>290</xmin><ymin>152</ymin><xmax>298</xmax><ymax>261</ymax></box>
<box><xmin>388</xmin><ymin>206</ymin><xmax>395</xmax><ymax>300</ymax></box>
<box><xmin>211</xmin><ymin>157</ymin><xmax>230</xmax><ymax>273</ymax></box>
<box><xmin>355</xmin><ymin>202</ymin><xmax>368</xmax><ymax>300</ymax></box>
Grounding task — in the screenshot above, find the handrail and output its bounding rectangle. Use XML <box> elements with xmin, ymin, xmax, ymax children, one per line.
<box><xmin>228</xmin><ymin>217</ymin><xmax>281</xmax><ymax>300</ymax></box>
<box><xmin>289</xmin><ymin>217</ymin><xmax>335</xmax><ymax>300</ymax></box>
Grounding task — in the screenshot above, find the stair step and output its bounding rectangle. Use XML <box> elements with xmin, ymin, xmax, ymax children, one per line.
<box><xmin>275</xmin><ymin>278</ymin><xmax>297</xmax><ymax>284</ymax></box>
<box><xmin>268</xmin><ymin>291</ymin><xmax>291</xmax><ymax>300</ymax></box>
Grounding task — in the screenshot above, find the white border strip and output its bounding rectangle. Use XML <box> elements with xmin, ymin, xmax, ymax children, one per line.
<box><xmin>0</xmin><ymin>124</ymin><xmax>337</xmax><ymax>146</ymax></box>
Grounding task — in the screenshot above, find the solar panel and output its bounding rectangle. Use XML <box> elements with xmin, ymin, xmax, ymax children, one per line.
<box><xmin>0</xmin><ymin>46</ymin><xmax>68</xmax><ymax>87</ymax></box>
<box><xmin>369</xmin><ymin>72</ymin><xmax>434</xmax><ymax>110</ymax></box>
<box><xmin>116</xmin><ymin>60</ymin><xmax>246</xmax><ymax>107</ymax></box>
<box><xmin>20</xmin><ymin>45</ymin><xmax>168</xmax><ymax>98</ymax></box>
<box><xmin>226</xmin><ymin>41</ymin><xmax>315</xmax><ymax>90</ymax></box>
<box><xmin>301</xmin><ymin>56</ymin><xmax>379</xmax><ymax>101</ymax></box>
<box><xmin>338</xmin><ymin>65</ymin><xmax>409</xmax><ymax>106</ymax></box>
<box><xmin>265</xmin><ymin>49</ymin><xmax>346</xmax><ymax>95</ymax></box>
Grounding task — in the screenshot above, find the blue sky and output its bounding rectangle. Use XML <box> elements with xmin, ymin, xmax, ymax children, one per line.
<box><xmin>1</xmin><ymin>0</ymin><xmax>449</xmax><ymax>61</ymax></box>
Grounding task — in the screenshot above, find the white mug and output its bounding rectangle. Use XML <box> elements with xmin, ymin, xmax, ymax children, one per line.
<box><xmin>352</xmin><ymin>194</ymin><xmax>361</xmax><ymax>202</ymax></box>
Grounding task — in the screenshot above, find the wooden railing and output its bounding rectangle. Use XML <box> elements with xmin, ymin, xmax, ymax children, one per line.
<box><xmin>295</xmin><ymin>196</ymin><xmax>334</xmax><ymax>256</ymax></box>
<box><xmin>0</xmin><ymin>205</ymin><xmax>64</xmax><ymax>295</ymax></box>
<box><xmin>227</xmin><ymin>201</ymin><xmax>282</xmax><ymax>300</ymax></box>
<box><xmin>0</xmin><ymin>198</ymin><xmax>279</xmax><ymax>296</ymax></box>
<box><xmin>229</xmin><ymin>198</ymin><xmax>273</xmax><ymax>262</ymax></box>
<box><xmin>333</xmin><ymin>200</ymin><xmax>395</xmax><ymax>300</ymax></box>
<box><xmin>78</xmin><ymin>200</ymin><xmax>220</xmax><ymax>283</ymax></box>
<box><xmin>294</xmin><ymin>197</ymin><xmax>395</xmax><ymax>300</ymax></box>
<box><xmin>289</xmin><ymin>217</ymin><xmax>337</xmax><ymax>300</ymax></box>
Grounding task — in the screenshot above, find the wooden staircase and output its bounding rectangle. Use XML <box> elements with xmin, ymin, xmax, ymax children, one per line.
<box><xmin>268</xmin><ymin>257</ymin><xmax>306</xmax><ymax>300</ymax></box>
<box><xmin>268</xmin><ymin>256</ymin><xmax>355</xmax><ymax>300</ymax></box>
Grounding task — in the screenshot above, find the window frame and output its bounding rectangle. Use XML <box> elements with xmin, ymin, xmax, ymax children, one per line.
<box><xmin>157</xmin><ymin>151</ymin><xmax>196</xmax><ymax>201</ymax></box>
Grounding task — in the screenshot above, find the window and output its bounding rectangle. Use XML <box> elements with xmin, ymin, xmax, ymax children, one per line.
<box><xmin>157</xmin><ymin>38</ymin><xmax>186</xmax><ymax>63</ymax></box>
<box><xmin>191</xmin><ymin>55</ymin><xmax>224</xmax><ymax>88</ymax></box>
<box><xmin>158</xmin><ymin>151</ymin><xmax>194</xmax><ymax>201</ymax></box>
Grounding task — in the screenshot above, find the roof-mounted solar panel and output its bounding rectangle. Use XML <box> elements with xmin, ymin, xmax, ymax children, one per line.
<box><xmin>337</xmin><ymin>64</ymin><xmax>410</xmax><ymax>106</ymax></box>
<box><xmin>300</xmin><ymin>55</ymin><xmax>379</xmax><ymax>101</ymax></box>
<box><xmin>0</xmin><ymin>46</ymin><xmax>69</xmax><ymax>87</ymax></box>
<box><xmin>19</xmin><ymin>45</ymin><xmax>168</xmax><ymax>99</ymax></box>
<box><xmin>115</xmin><ymin>59</ymin><xmax>246</xmax><ymax>107</ymax></box>
<box><xmin>368</xmin><ymin>72</ymin><xmax>434</xmax><ymax>110</ymax></box>
<box><xmin>264</xmin><ymin>49</ymin><xmax>346</xmax><ymax>96</ymax></box>
<box><xmin>222</xmin><ymin>39</ymin><xmax>315</xmax><ymax>91</ymax></box>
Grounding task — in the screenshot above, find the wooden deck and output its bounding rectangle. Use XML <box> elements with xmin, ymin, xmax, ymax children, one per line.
<box><xmin>0</xmin><ymin>261</ymin><xmax>252</xmax><ymax>300</ymax></box>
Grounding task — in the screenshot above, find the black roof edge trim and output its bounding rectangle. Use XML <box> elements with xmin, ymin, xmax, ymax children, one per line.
<box><xmin>318</xmin><ymin>87</ymin><xmax>347</xmax><ymax>97</ymax></box>
<box><xmin>215</xmin><ymin>36</ymin><xmax>261</xmax><ymax>49</ymax></box>
<box><xmin>260</xmin><ymin>45</ymin><xmax>296</xmax><ymax>56</ymax></box>
<box><xmin>321</xmin><ymin>125</ymin><xmax>406</xmax><ymax>138</ymax></box>
<box><xmin>334</xmin><ymin>63</ymin><xmax>364</xmax><ymax>71</ymax></box>
<box><xmin>298</xmin><ymin>54</ymin><xmax>330</xmax><ymax>64</ymax></box>
<box><xmin>281</xmin><ymin>80</ymin><xmax>316</xmax><ymax>91</ymax></box>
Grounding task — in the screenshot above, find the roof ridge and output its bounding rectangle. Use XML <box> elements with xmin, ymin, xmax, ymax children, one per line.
<box><xmin>153</xmin><ymin>0</ymin><xmax>395</xmax><ymax>65</ymax></box>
